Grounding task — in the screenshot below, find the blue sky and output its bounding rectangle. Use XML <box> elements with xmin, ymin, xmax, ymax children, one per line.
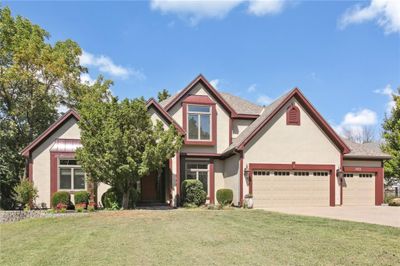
<box><xmin>4</xmin><ymin>0</ymin><xmax>400</xmax><ymax>139</ymax></box>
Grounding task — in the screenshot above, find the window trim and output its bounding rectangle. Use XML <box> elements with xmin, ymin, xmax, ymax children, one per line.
<box><xmin>184</xmin><ymin>161</ymin><xmax>210</xmax><ymax>196</ymax></box>
<box><xmin>57</xmin><ymin>158</ymin><xmax>87</xmax><ymax>191</ymax></box>
<box><xmin>187</xmin><ymin>104</ymin><xmax>212</xmax><ymax>141</ymax></box>
<box><xmin>182</xmin><ymin>98</ymin><xmax>217</xmax><ymax>146</ymax></box>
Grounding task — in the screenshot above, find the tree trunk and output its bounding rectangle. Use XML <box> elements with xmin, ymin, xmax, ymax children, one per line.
<box><xmin>122</xmin><ymin>190</ymin><xmax>130</xmax><ymax>209</ymax></box>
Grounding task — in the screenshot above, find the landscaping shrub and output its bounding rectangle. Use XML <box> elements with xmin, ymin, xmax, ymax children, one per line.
<box><xmin>101</xmin><ymin>188</ymin><xmax>120</xmax><ymax>209</ymax></box>
<box><xmin>181</xmin><ymin>179</ymin><xmax>206</xmax><ymax>206</ymax></box>
<box><xmin>388</xmin><ymin>198</ymin><xmax>400</xmax><ymax>206</ymax></box>
<box><xmin>51</xmin><ymin>191</ymin><xmax>70</xmax><ymax>208</ymax></box>
<box><xmin>216</xmin><ymin>189</ymin><xmax>233</xmax><ymax>206</ymax></box>
<box><xmin>13</xmin><ymin>178</ymin><xmax>38</xmax><ymax>208</ymax></box>
<box><xmin>74</xmin><ymin>191</ymin><xmax>90</xmax><ymax>204</ymax></box>
<box><xmin>101</xmin><ymin>187</ymin><xmax>140</xmax><ymax>209</ymax></box>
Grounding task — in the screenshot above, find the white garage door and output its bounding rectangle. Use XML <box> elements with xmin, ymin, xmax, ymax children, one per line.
<box><xmin>343</xmin><ymin>173</ymin><xmax>375</xmax><ymax>206</ymax></box>
<box><xmin>252</xmin><ymin>170</ymin><xmax>330</xmax><ymax>207</ymax></box>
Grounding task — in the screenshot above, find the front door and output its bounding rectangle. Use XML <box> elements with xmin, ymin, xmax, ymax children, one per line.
<box><xmin>140</xmin><ymin>172</ymin><xmax>158</xmax><ymax>202</ymax></box>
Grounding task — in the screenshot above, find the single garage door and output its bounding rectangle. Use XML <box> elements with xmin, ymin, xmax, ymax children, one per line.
<box><xmin>343</xmin><ymin>173</ymin><xmax>375</xmax><ymax>206</ymax></box>
<box><xmin>252</xmin><ymin>170</ymin><xmax>330</xmax><ymax>207</ymax></box>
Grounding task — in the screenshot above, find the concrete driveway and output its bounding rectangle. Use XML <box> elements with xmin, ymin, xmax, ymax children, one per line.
<box><xmin>260</xmin><ymin>206</ymin><xmax>400</xmax><ymax>227</ymax></box>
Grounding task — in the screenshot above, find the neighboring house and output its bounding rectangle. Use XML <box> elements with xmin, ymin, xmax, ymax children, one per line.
<box><xmin>21</xmin><ymin>74</ymin><xmax>391</xmax><ymax>208</ymax></box>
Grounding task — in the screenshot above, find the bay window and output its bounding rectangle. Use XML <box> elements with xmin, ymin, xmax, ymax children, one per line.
<box><xmin>58</xmin><ymin>159</ymin><xmax>86</xmax><ymax>191</ymax></box>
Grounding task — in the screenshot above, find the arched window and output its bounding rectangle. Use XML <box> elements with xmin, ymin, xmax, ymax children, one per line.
<box><xmin>286</xmin><ymin>105</ymin><xmax>300</xmax><ymax>125</ymax></box>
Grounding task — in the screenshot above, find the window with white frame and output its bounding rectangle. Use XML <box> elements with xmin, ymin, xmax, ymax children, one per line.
<box><xmin>185</xmin><ymin>162</ymin><xmax>209</xmax><ymax>194</ymax></box>
<box><xmin>59</xmin><ymin>159</ymin><xmax>86</xmax><ymax>190</ymax></box>
<box><xmin>187</xmin><ymin>105</ymin><xmax>211</xmax><ymax>141</ymax></box>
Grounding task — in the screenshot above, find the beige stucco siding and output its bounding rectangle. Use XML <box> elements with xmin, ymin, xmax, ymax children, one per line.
<box><xmin>232</xmin><ymin>119</ymin><xmax>253</xmax><ymax>139</ymax></box>
<box><xmin>243</xmin><ymin>99</ymin><xmax>341</xmax><ymax>204</ymax></box>
<box><xmin>31</xmin><ymin>117</ymin><xmax>80</xmax><ymax>208</ymax></box>
<box><xmin>223</xmin><ymin>154</ymin><xmax>240</xmax><ymax>205</ymax></box>
<box><xmin>148</xmin><ymin>107</ymin><xmax>169</xmax><ymax>130</ymax></box>
<box><xmin>343</xmin><ymin>160</ymin><xmax>382</xmax><ymax>168</ymax></box>
<box><xmin>168</xmin><ymin>83</ymin><xmax>231</xmax><ymax>154</ymax></box>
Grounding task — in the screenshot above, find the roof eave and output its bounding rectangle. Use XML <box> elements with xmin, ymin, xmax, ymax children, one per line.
<box><xmin>344</xmin><ymin>155</ymin><xmax>392</xmax><ymax>160</ymax></box>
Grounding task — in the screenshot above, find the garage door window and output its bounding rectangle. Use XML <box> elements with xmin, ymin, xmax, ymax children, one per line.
<box><xmin>359</xmin><ymin>173</ymin><xmax>373</xmax><ymax>178</ymax></box>
<box><xmin>253</xmin><ymin>171</ymin><xmax>270</xmax><ymax>176</ymax></box>
<box><xmin>185</xmin><ymin>162</ymin><xmax>209</xmax><ymax>194</ymax></box>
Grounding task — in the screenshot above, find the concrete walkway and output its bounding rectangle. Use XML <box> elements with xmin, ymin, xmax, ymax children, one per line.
<box><xmin>261</xmin><ymin>206</ymin><xmax>400</xmax><ymax>227</ymax></box>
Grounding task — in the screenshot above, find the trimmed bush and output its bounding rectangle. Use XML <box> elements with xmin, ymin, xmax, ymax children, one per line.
<box><xmin>388</xmin><ymin>198</ymin><xmax>400</xmax><ymax>206</ymax></box>
<box><xmin>51</xmin><ymin>191</ymin><xmax>70</xmax><ymax>208</ymax></box>
<box><xmin>74</xmin><ymin>191</ymin><xmax>90</xmax><ymax>204</ymax></box>
<box><xmin>101</xmin><ymin>187</ymin><xmax>140</xmax><ymax>209</ymax></box>
<box><xmin>101</xmin><ymin>188</ymin><xmax>120</xmax><ymax>209</ymax></box>
<box><xmin>216</xmin><ymin>189</ymin><xmax>233</xmax><ymax>206</ymax></box>
<box><xmin>181</xmin><ymin>179</ymin><xmax>206</xmax><ymax>207</ymax></box>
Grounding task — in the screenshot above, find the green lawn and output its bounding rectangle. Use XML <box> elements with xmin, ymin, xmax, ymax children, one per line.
<box><xmin>1</xmin><ymin>209</ymin><xmax>399</xmax><ymax>265</ymax></box>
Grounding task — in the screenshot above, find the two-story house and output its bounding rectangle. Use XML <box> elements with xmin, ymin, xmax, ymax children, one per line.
<box><xmin>21</xmin><ymin>74</ymin><xmax>390</xmax><ymax>208</ymax></box>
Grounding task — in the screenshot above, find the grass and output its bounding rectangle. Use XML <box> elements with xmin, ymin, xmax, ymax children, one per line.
<box><xmin>1</xmin><ymin>209</ymin><xmax>399</xmax><ymax>265</ymax></box>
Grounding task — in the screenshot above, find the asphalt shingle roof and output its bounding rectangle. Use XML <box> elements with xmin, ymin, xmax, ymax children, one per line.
<box><xmin>342</xmin><ymin>139</ymin><xmax>391</xmax><ymax>159</ymax></box>
<box><xmin>224</xmin><ymin>89</ymin><xmax>294</xmax><ymax>154</ymax></box>
<box><xmin>160</xmin><ymin>91</ymin><xmax>263</xmax><ymax>115</ymax></box>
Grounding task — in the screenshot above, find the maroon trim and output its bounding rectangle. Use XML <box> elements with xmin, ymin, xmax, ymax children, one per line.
<box><xmin>21</xmin><ymin>109</ymin><xmax>80</xmax><ymax>157</ymax></box>
<box><xmin>182</xmin><ymin>102</ymin><xmax>217</xmax><ymax>146</ymax></box>
<box><xmin>181</xmin><ymin>153</ymin><xmax>222</xmax><ymax>158</ymax></box>
<box><xmin>50</xmin><ymin>151</ymin><xmax>75</xmax><ymax>207</ymax></box>
<box><xmin>343</xmin><ymin>166</ymin><xmax>384</xmax><ymax>205</ymax></box>
<box><xmin>176</xmin><ymin>152</ymin><xmax>181</xmax><ymax>202</ymax></box>
<box><xmin>249</xmin><ymin>163</ymin><xmax>336</xmax><ymax>207</ymax></box>
<box><xmin>28</xmin><ymin>158</ymin><xmax>33</xmax><ymax>182</ymax></box>
<box><xmin>237</xmin><ymin>89</ymin><xmax>350</xmax><ymax>154</ymax></box>
<box><xmin>182</xmin><ymin>95</ymin><xmax>216</xmax><ymax>105</ymax></box>
<box><xmin>209</xmin><ymin>160</ymin><xmax>215</xmax><ymax>204</ymax></box>
<box><xmin>164</xmin><ymin>74</ymin><xmax>238</xmax><ymax>117</ymax></box>
<box><xmin>146</xmin><ymin>98</ymin><xmax>185</xmax><ymax>134</ymax></box>
<box><xmin>286</xmin><ymin>105</ymin><xmax>300</xmax><ymax>125</ymax></box>
<box><xmin>232</xmin><ymin>114</ymin><xmax>259</xmax><ymax>119</ymax></box>
<box><xmin>340</xmin><ymin>154</ymin><xmax>344</xmax><ymax>205</ymax></box>
<box><xmin>239</xmin><ymin>152</ymin><xmax>244</xmax><ymax>206</ymax></box>
<box><xmin>229</xmin><ymin>118</ymin><xmax>232</xmax><ymax>145</ymax></box>
<box><xmin>168</xmin><ymin>158</ymin><xmax>173</xmax><ymax>205</ymax></box>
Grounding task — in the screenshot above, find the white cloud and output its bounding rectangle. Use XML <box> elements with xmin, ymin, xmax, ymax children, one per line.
<box><xmin>209</xmin><ymin>79</ymin><xmax>220</xmax><ymax>90</ymax></box>
<box><xmin>333</xmin><ymin>108</ymin><xmax>378</xmax><ymax>138</ymax></box>
<box><xmin>80</xmin><ymin>73</ymin><xmax>96</xmax><ymax>85</ymax></box>
<box><xmin>339</xmin><ymin>0</ymin><xmax>400</xmax><ymax>34</ymax></box>
<box><xmin>374</xmin><ymin>84</ymin><xmax>397</xmax><ymax>113</ymax></box>
<box><xmin>257</xmin><ymin>94</ymin><xmax>273</xmax><ymax>105</ymax></box>
<box><xmin>247</xmin><ymin>0</ymin><xmax>286</xmax><ymax>16</ymax></box>
<box><xmin>150</xmin><ymin>0</ymin><xmax>287</xmax><ymax>24</ymax></box>
<box><xmin>247</xmin><ymin>84</ymin><xmax>257</xmax><ymax>92</ymax></box>
<box><xmin>80</xmin><ymin>50</ymin><xmax>145</xmax><ymax>80</ymax></box>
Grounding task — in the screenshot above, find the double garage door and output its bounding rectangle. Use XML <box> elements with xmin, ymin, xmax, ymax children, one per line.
<box><xmin>252</xmin><ymin>170</ymin><xmax>330</xmax><ymax>207</ymax></box>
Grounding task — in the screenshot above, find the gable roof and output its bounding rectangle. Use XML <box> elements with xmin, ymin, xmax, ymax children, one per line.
<box><xmin>21</xmin><ymin>109</ymin><xmax>80</xmax><ymax>157</ymax></box>
<box><xmin>162</xmin><ymin>74</ymin><xmax>244</xmax><ymax>117</ymax></box>
<box><xmin>342</xmin><ymin>139</ymin><xmax>391</xmax><ymax>159</ymax></box>
<box><xmin>146</xmin><ymin>98</ymin><xmax>185</xmax><ymax>134</ymax></box>
<box><xmin>160</xmin><ymin>75</ymin><xmax>263</xmax><ymax>117</ymax></box>
<box><xmin>224</xmin><ymin>88</ymin><xmax>351</xmax><ymax>155</ymax></box>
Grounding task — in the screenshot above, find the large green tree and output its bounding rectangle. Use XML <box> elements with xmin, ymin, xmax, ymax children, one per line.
<box><xmin>76</xmin><ymin>89</ymin><xmax>183</xmax><ymax>209</ymax></box>
<box><xmin>157</xmin><ymin>89</ymin><xmax>170</xmax><ymax>102</ymax></box>
<box><xmin>382</xmin><ymin>87</ymin><xmax>400</xmax><ymax>186</ymax></box>
<box><xmin>0</xmin><ymin>7</ymin><xmax>90</xmax><ymax>209</ymax></box>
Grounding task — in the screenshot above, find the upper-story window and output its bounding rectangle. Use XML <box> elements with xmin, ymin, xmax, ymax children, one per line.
<box><xmin>188</xmin><ymin>105</ymin><xmax>211</xmax><ymax>141</ymax></box>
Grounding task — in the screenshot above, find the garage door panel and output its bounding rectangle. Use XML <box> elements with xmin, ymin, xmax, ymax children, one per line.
<box><xmin>343</xmin><ymin>174</ymin><xmax>375</xmax><ymax>206</ymax></box>
<box><xmin>253</xmin><ymin>172</ymin><xmax>329</xmax><ymax>207</ymax></box>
